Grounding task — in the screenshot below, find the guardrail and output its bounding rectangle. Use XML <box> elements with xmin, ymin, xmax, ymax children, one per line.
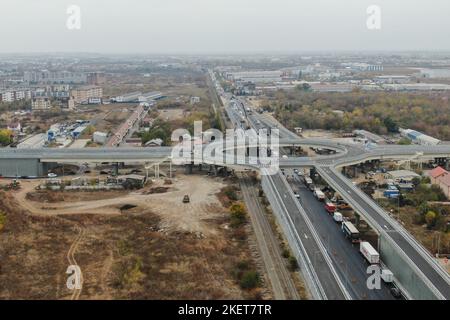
<box><xmin>261</xmin><ymin>172</ymin><xmax>327</xmax><ymax>300</ymax></box>
<box><xmin>316</xmin><ymin>166</ymin><xmax>448</xmax><ymax>300</ymax></box>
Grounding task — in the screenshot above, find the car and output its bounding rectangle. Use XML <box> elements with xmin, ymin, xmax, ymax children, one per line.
<box><xmin>183</xmin><ymin>195</ymin><xmax>190</xmax><ymax>203</ymax></box>
<box><xmin>47</xmin><ymin>173</ymin><xmax>57</xmax><ymax>178</ymax></box>
<box><xmin>390</xmin><ymin>287</ymin><xmax>402</xmax><ymax>299</ymax></box>
<box><xmin>294</xmin><ymin>191</ymin><xmax>300</xmax><ymax>199</ymax></box>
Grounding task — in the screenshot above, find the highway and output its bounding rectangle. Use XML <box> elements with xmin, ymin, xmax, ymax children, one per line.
<box><xmin>318</xmin><ymin>166</ymin><xmax>450</xmax><ymax>299</ymax></box>
<box><xmin>232</xmin><ymin>94</ymin><xmax>450</xmax><ymax>299</ymax></box>
<box><xmin>288</xmin><ymin>170</ymin><xmax>394</xmax><ymax>299</ymax></box>
<box><xmin>226</xmin><ymin>94</ymin><xmax>349</xmax><ymax>299</ymax></box>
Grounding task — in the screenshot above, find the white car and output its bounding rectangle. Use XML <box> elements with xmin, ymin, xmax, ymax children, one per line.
<box><xmin>47</xmin><ymin>173</ymin><xmax>57</xmax><ymax>178</ymax></box>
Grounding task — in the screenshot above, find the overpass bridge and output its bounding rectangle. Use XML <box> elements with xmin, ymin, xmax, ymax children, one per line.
<box><xmin>1</xmin><ymin>95</ymin><xmax>450</xmax><ymax>299</ymax></box>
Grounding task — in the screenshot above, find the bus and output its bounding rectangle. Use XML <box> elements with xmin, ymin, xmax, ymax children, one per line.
<box><xmin>342</xmin><ymin>221</ymin><xmax>360</xmax><ymax>243</ymax></box>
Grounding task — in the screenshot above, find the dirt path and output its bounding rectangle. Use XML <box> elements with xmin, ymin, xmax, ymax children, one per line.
<box><xmin>239</xmin><ymin>174</ymin><xmax>301</xmax><ymax>300</ymax></box>
<box><xmin>67</xmin><ymin>225</ymin><xmax>84</xmax><ymax>300</ymax></box>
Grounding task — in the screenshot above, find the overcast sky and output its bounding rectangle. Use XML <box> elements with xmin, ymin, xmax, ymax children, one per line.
<box><xmin>1</xmin><ymin>0</ymin><xmax>449</xmax><ymax>53</ymax></box>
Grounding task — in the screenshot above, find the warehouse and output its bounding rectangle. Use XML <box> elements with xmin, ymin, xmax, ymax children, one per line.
<box><xmin>115</xmin><ymin>91</ymin><xmax>142</xmax><ymax>103</ymax></box>
<box><xmin>399</xmin><ymin>128</ymin><xmax>441</xmax><ymax>146</ymax></box>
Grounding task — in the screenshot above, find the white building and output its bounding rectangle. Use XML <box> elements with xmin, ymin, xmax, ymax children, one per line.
<box><xmin>0</xmin><ymin>91</ymin><xmax>15</xmax><ymax>102</ymax></box>
<box><xmin>190</xmin><ymin>96</ymin><xmax>200</xmax><ymax>105</ymax></box>
<box><xmin>93</xmin><ymin>131</ymin><xmax>108</xmax><ymax>144</ymax></box>
<box><xmin>399</xmin><ymin>128</ymin><xmax>441</xmax><ymax>146</ymax></box>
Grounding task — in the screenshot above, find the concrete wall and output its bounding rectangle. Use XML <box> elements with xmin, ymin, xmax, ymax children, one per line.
<box><xmin>380</xmin><ymin>234</ymin><xmax>439</xmax><ymax>300</ymax></box>
<box><xmin>0</xmin><ymin>158</ymin><xmax>55</xmax><ymax>177</ymax></box>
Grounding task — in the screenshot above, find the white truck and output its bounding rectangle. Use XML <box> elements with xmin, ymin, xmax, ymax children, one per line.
<box><xmin>381</xmin><ymin>269</ymin><xmax>394</xmax><ymax>283</ymax></box>
<box><xmin>333</xmin><ymin>212</ymin><xmax>343</xmax><ymax>223</ymax></box>
<box><xmin>313</xmin><ymin>188</ymin><xmax>325</xmax><ymax>201</ymax></box>
<box><xmin>360</xmin><ymin>241</ymin><xmax>380</xmax><ymax>264</ymax></box>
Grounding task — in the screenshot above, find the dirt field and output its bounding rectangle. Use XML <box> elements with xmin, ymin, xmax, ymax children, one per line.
<box><xmin>157</xmin><ymin>108</ymin><xmax>186</xmax><ymax>122</ymax></box>
<box><xmin>0</xmin><ymin>174</ymin><xmax>268</xmax><ymax>299</ymax></box>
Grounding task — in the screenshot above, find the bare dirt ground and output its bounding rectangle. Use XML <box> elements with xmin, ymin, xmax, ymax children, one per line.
<box><xmin>0</xmin><ymin>174</ymin><xmax>267</xmax><ymax>299</ymax></box>
<box><xmin>157</xmin><ymin>108</ymin><xmax>186</xmax><ymax>122</ymax></box>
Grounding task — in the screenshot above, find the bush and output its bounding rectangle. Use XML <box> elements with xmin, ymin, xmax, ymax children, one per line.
<box><xmin>288</xmin><ymin>256</ymin><xmax>299</xmax><ymax>271</ymax></box>
<box><xmin>0</xmin><ymin>211</ymin><xmax>6</xmax><ymax>231</ymax></box>
<box><xmin>230</xmin><ymin>202</ymin><xmax>247</xmax><ymax>227</ymax></box>
<box><xmin>239</xmin><ymin>271</ymin><xmax>260</xmax><ymax>289</ymax></box>
<box><xmin>425</xmin><ymin>211</ymin><xmax>437</xmax><ymax>229</ymax></box>
<box><xmin>224</xmin><ymin>187</ymin><xmax>238</xmax><ymax>201</ymax></box>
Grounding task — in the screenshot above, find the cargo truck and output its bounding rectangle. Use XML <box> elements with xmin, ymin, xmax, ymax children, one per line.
<box><xmin>360</xmin><ymin>241</ymin><xmax>380</xmax><ymax>264</ymax></box>
<box><xmin>313</xmin><ymin>189</ymin><xmax>325</xmax><ymax>201</ymax></box>
<box><xmin>342</xmin><ymin>221</ymin><xmax>360</xmax><ymax>243</ymax></box>
<box><xmin>325</xmin><ymin>202</ymin><xmax>336</xmax><ymax>214</ymax></box>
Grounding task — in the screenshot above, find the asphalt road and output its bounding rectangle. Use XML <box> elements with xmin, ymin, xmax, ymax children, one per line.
<box><xmin>319</xmin><ymin>166</ymin><xmax>450</xmax><ymax>299</ymax></box>
<box><xmin>287</xmin><ymin>170</ymin><xmax>394</xmax><ymax>300</ymax></box>
<box><xmin>268</xmin><ymin>172</ymin><xmax>347</xmax><ymax>299</ymax></box>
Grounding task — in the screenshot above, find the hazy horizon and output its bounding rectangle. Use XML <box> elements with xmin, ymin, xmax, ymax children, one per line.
<box><xmin>1</xmin><ymin>0</ymin><xmax>449</xmax><ymax>54</ymax></box>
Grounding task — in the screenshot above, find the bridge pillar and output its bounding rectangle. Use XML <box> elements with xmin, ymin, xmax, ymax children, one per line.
<box><xmin>185</xmin><ymin>164</ymin><xmax>193</xmax><ymax>174</ymax></box>
<box><xmin>113</xmin><ymin>163</ymin><xmax>119</xmax><ymax>176</ymax></box>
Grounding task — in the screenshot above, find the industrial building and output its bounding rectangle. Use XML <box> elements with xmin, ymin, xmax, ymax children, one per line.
<box><xmin>138</xmin><ymin>91</ymin><xmax>163</xmax><ymax>103</ymax></box>
<box><xmin>16</xmin><ymin>133</ymin><xmax>47</xmax><ymax>149</ymax></box>
<box><xmin>353</xmin><ymin>130</ymin><xmax>386</xmax><ymax>144</ymax></box>
<box><xmin>399</xmin><ymin>128</ymin><xmax>441</xmax><ymax>146</ymax></box>
<box><xmin>93</xmin><ymin>131</ymin><xmax>108</xmax><ymax>144</ymax></box>
<box><xmin>228</xmin><ymin>70</ymin><xmax>283</xmax><ymax>83</ymax></box>
<box><xmin>115</xmin><ymin>91</ymin><xmax>142</xmax><ymax>103</ymax></box>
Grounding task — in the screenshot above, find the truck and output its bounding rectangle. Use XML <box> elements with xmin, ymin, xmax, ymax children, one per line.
<box><xmin>313</xmin><ymin>188</ymin><xmax>325</xmax><ymax>201</ymax></box>
<box><xmin>360</xmin><ymin>241</ymin><xmax>380</xmax><ymax>264</ymax></box>
<box><xmin>333</xmin><ymin>212</ymin><xmax>343</xmax><ymax>223</ymax></box>
<box><xmin>384</xmin><ymin>186</ymin><xmax>399</xmax><ymax>198</ymax></box>
<box><xmin>381</xmin><ymin>269</ymin><xmax>394</xmax><ymax>283</ymax></box>
<box><xmin>304</xmin><ymin>176</ymin><xmax>313</xmax><ymax>186</ymax></box>
<box><xmin>325</xmin><ymin>202</ymin><xmax>336</xmax><ymax>214</ymax></box>
<box><xmin>342</xmin><ymin>221</ymin><xmax>360</xmax><ymax>243</ymax></box>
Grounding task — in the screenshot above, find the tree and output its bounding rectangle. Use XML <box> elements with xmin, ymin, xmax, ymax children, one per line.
<box><xmin>0</xmin><ymin>129</ymin><xmax>12</xmax><ymax>146</ymax></box>
<box><xmin>383</xmin><ymin>117</ymin><xmax>399</xmax><ymax>133</ymax></box>
<box><xmin>425</xmin><ymin>211</ymin><xmax>437</xmax><ymax>229</ymax></box>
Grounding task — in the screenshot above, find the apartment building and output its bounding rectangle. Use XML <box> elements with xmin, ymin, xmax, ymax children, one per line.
<box><xmin>31</xmin><ymin>97</ymin><xmax>52</xmax><ymax>111</ymax></box>
<box><xmin>71</xmin><ymin>86</ymin><xmax>103</xmax><ymax>104</ymax></box>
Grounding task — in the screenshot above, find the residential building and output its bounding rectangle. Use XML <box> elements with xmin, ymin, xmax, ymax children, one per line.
<box><xmin>87</xmin><ymin>72</ymin><xmax>106</xmax><ymax>86</ymax></box>
<box><xmin>7</xmin><ymin>121</ymin><xmax>21</xmax><ymax>133</ymax></box>
<box><xmin>428</xmin><ymin>166</ymin><xmax>449</xmax><ymax>184</ymax></box>
<box><xmin>71</xmin><ymin>86</ymin><xmax>103</xmax><ymax>104</ymax></box>
<box><xmin>24</xmin><ymin>71</ymin><xmax>87</xmax><ymax>84</ymax></box>
<box><xmin>0</xmin><ymin>91</ymin><xmax>14</xmax><ymax>102</ymax></box>
<box><xmin>31</xmin><ymin>97</ymin><xmax>51</xmax><ymax>111</ymax></box>
<box><xmin>427</xmin><ymin>166</ymin><xmax>450</xmax><ymax>199</ymax></box>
